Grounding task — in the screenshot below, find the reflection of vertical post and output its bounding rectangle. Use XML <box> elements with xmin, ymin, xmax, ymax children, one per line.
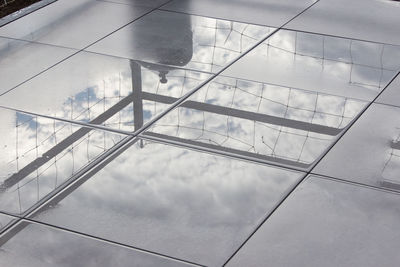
<box><xmin>130</xmin><ymin>60</ymin><xmax>143</xmax><ymax>132</ymax></box>
<box><xmin>322</xmin><ymin>36</ymin><xmax>325</xmax><ymax>69</ymax></box>
<box><xmin>349</xmin><ymin>40</ymin><xmax>353</xmax><ymax>85</ymax></box>
<box><xmin>294</xmin><ymin>31</ymin><xmax>298</xmax><ymax>61</ymax></box>
<box><xmin>378</xmin><ymin>44</ymin><xmax>385</xmax><ymax>89</ymax></box>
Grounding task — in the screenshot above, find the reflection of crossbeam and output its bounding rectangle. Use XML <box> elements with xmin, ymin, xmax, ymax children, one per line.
<box><xmin>140</xmin><ymin>91</ymin><xmax>342</xmax><ymax>136</ymax></box>
<box><xmin>1</xmin><ymin>60</ymin><xmax>143</xmax><ymax>190</ymax></box>
<box><xmin>142</xmin><ymin>131</ymin><xmax>310</xmax><ymax>169</ymax></box>
<box><xmin>0</xmin><ymin>138</ymin><xmax>138</xmax><ymax>247</ymax></box>
<box><xmin>2</xmin><ymin>85</ymin><xmax>340</xmax><ymax>190</ymax></box>
<box><xmin>391</xmin><ymin>141</ymin><xmax>400</xmax><ymax>150</ymax></box>
<box><xmin>0</xmin><ymin>93</ymin><xmax>135</xmax><ymax>190</ymax></box>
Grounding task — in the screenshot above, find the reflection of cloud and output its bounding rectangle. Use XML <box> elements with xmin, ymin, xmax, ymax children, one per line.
<box><xmin>0</xmin><ymin>108</ymin><xmax>124</xmax><ymax>215</ymax></box>
<box><xmin>228</xmin><ymin>176</ymin><xmax>400</xmax><ymax>267</ymax></box>
<box><xmin>0</xmin><ymin>52</ymin><xmax>211</xmax><ymax>132</ymax></box>
<box><xmin>225</xmin><ymin>30</ymin><xmax>400</xmax><ymax>101</ymax></box>
<box><xmin>148</xmin><ymin>75</ymin><xmax>367</xmax><ymax>166</ymax></box>
<box><xmin>87</xmin><ymin>10</ymin><xmax>274</xmax><ymax>73</ymax></box>
<box><xmin>34</xmin><ymin>140</ymin><xmax>303</xmax><ymax>266</ymax></box>
<box><xmin>0</xmin><ymin>221</ymin><xmax>185</xmax><ymax>267</ymax></box>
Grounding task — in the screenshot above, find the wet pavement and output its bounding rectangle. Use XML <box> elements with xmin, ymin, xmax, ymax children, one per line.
<box><xmin>0</xmin><ymin>0</ymin><xmax>400</xmax><ymax>266</ymax></box>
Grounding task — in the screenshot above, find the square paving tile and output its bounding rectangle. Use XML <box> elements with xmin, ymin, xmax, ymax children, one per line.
<box><xmin>0</xmin><ymin>51</ymin><xmax>211</xmax><ymax>133</ymax></box>
<box><xmin>0</xmin><ymin>107</ymin><xmax>126</xmax><ymax>215</ymax></box>
<box><xmin>285</xmin><ymin>0</ymin><xmax>400</xmax><ymax>45</ymax></box>
<box><xmin>145</xmin><ymin>75</ymin><xmax>368</xmax><ymax>170</ymax></box>
<box><xmin>28</xmin><ymin>138</ymin><xmax>305</xmax><ymax>266</ymax></box>
<box><xmin>227</xmin><ymin>175</ymin><xmax>400</xmax><ymax>267</ymax></box>
<box><xmin>1</xmin><ymin>0</ymin><xmax>399</xmax><ymax>266</ymax></box>
<box><xmin>376</xmin><ymin>73</ymin><xmax>400</xmax><ymax>107</ymax></box>
<box><xmin>223</xmin><ymin>29</ymin><xmax>400</xmax><ymax>101</ymax></box>
<box><xmin>0</xmin><ymin>0</ymin><xmax>150</xmax><ymax>49</ymax></box>
<box><xmin>87</xmin><ymin>10</ymin><xmax>275</xmax><ymax>73</ymax></box>
<box><xmin>162</xmin><ymin>0</ymin><xmax>316</xmax><ymax>27</ymax></box>
<box><xmin>314</xmin><ymin>103</ymin><xmax>400</xmax><ymax>190</ymax></box>
<box><xmin>0</xmin><ymin>37</ymin><xmax>76</xmax><ymax>95</ymax></box>
<box><xmin>0</xmin><ymin>220</ymin><xmax>194</xmax><ymax>267</ymax></box>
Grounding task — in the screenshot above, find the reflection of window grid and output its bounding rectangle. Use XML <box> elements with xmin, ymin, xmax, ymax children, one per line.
<box><xmin>261</xmin><ymin>33</ymin><xmax>395</xmax><ymax>91</ymax></box>
<box><xmin>5</xmin><ymin>113</ymin><xmax>121</xmax><ymax>214</ymax></box>
<box><xmin>0</xmin><ymin>67</ymin><xmax>205</xmax><ymax>214</ymax></box>
<box><xmin>149</xmin><ymin>78</ymin><xmax>363</xmax><ymax>164</ymax></box>
<box><xmin>192</xmin><ymin>21</ymin><xmax>272</xmax><ymax>72</ymax></box>
<box><xmin>63</xmin><ymin>70</ymin><xmax>205</xmax><ymax>130</ymax></box>
<box><xmin>2</xmin><ymin>68</ymin><xmax>207</xmax><ymax>214</ymax></box>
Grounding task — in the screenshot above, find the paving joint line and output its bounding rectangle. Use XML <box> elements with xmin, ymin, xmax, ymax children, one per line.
<box><xmin>374</xmin><ymin>101</ymin><xmax>400</xmax><ymax>109</ymax></box>
<box><xmin>0</xmin><ymin>0</ymin><xmax>176</xmax><ymax>97</ymax></box>
<box><xmin>139</xmin><ymin>134</ymin><xmax>306</xmax><ymax>173</ymax></box>
<box><xmin>157</xmin><ymin>7</ymin><xmax>276</xmax><ymax>28</ymax></box>
<box><xmin>0</xmin><ymin>0</ymin><xmax>58</xmax><ymax>28</ymax></box>
<box><xmin>20</xmin><ymin>135</ymin><xmax>135</xmax><ymax>220</ymax></box>
<box><xmin>0</xmin><ymin>4</ymin><xmax>282</xmax><ymax>260</ymax></box>
<box><xmin>0</xmin><ymin>217</ymin><xmax>23</xmax><ymax>241</ymax></box>
<box><xmin>4</xmin><ymin>0</ymin><xmax>398</xmax><ymax>264</ymax></box>
<box><xmin>1</xmin><ymin>216</ymin><xmax>203</xmax><ymax>267</ymax></box>
<box><xmin>0</xmin><ymin>35</ymin><xmax>79</xmax><ymax>51</ymax></box>
<box><xmin>15</xmin><ymin>136</ymin><xmax>204</xmax><ymax>265</ymax></box>
<box><xmin>221</xmin><ymin>48</ymin><xmax>400</xmax><ymax>266</ymax></box>
<box><xmin>0</xmin><ymin>104</ymin><xmax>135</xmax><ymax>136</ymax></box>
<box><xmin>310</xmin><ymin>172</ymin><xmax>400</xmax><ymax>196</ymax></box>
<box><xmin>0</xmin><ymin>34</ymin><xmax>215</xmax><ymax>77</ymax></box>
<box><xmin>0</xmin><ymin>0</ymin><xmax>177</xmax><ymax>247</ymax></box>
<box><xmin>281</xmin><ymin>27</ymin><xmax>400</xmax><ymax>47</ymax></box>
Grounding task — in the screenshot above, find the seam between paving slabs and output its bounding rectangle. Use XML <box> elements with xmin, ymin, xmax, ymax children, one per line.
<box><xmin>6</xmin><ymin>0</ymin><xmax>393</xmax><ymax>173</ymax></box>
<box><xmin>0</xmin><ymin>0</ymin><xmax>58</xmax><ymax>28</ymax></box>
<box><xmin>281</xmin><ymin>27</ymin><xmax>400</xmax><ymax>47</ymax></box>
<box><xmin>0</xmin><ymin>220</ymin><xmax>202</xmax><ymax>267</ymax></box>
<box><xmin>0</xmin><ymin>10</ymin><xmax>285</xmax><ymax>164</ymax></box>
<box><xmin>0</xmin><ymin>136</ymin><xmax>204</xmax><ymax>266</ymax></box>
<box><xmin>157</xmin><ymin>8</ymin><xmax>276</xmax><ymax>28</ymax></box>
<box><xmin>311</xmin><ymin>172</ymin><xmax>400</xmax><ymax>196</ymax></box>
<box><xmin>2</xmin><ymin>217</ymin><xmax>203</xmax><ymax>266</ymax></box>
<box><xmin>374</xmin><ymin>100</ymin><xmax>400</xmax><ymax>109</ymax></box>
<box><xmin>0</xmin><ymin>134</ymin><xmax>135</xmax><ymax>236</ymax></box>
<box><xmin>0</xmin><ymin>0</ymin><xmax>176</xmax><ymax>97</ymax></box>
<box><xmin>0</xmin><ymin>3</ymin><xmax>279</xmax><ymax>265</ymax></box>
<box><xmin>12</xmin><ymin>137</ymin><xmax>204</xmax><ymax>267</ymax></box>
<box><xmin>138</xmin><ymin>134</ymin><xmax>306</xmax><ymax>173</ymax></box>
<box><xmin>0</xmin><ymin>0</ymin><xmax>319</xmax><ymax>266</ymax></box>
<box><xmin>6</xmin><ymin>0</ymin><xmax>396</xmax><ymax>265</ymax></box>
<box><xmin>0</xmin><ymin>0</ymin><xmax>175</xmax><ymax>258</ymax></box>
<box><xmin>0</xmin><ymin>2</ymin><xmax>304</xmax><ymax>265</ymax></box>
<box><xmin>221</xmin><ymin>69</ymin><xmax>400</xmax><ymax>266</ymax></box>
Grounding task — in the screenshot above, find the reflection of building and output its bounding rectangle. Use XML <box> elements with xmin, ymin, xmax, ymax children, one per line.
<box><xmin>260</xmin><ymin>31</ymin><xmax>398</xmax><ymax>91</ymax></box>
<box><xmin>1</xmin><ymin>18</ymin><xmax>400</xmax><ymax>247</ymax></box>
<box><xmin>3</xmin><ymin>28</ymin><xmax>393</xmax><ymax>219</ymax></box>
<box><xmin>381</xmin><ymin>132</ymin><xmax>400</xmax><ymax>189</ymax></box>
<box><xmin>143</xmin><ymin>76</ymin><xmax>365</xmax><ymax>169</ymax></box>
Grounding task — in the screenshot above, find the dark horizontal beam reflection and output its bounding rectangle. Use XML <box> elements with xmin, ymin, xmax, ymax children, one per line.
<box><xmin>141</xmin><ymin>91</ymin><xmax>342</xmax><ymax>136</ymax></box>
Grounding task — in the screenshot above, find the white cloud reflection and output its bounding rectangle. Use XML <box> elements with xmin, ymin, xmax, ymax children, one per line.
<box><xmin>33</xmin><ymin>140</ymin><xmax>304</xmax><ymax>266</ymax></box>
